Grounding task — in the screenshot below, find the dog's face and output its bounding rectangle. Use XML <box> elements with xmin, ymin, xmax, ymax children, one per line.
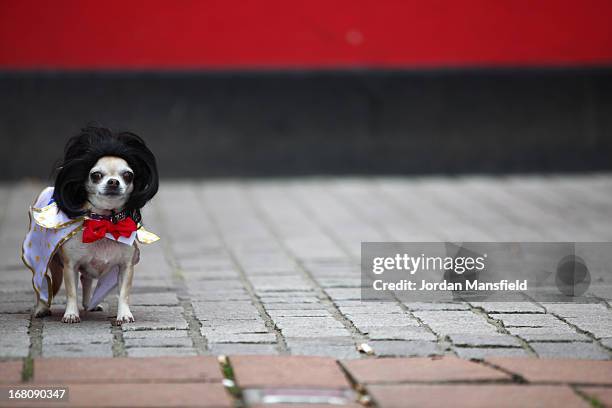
<box><xmin>53</xmin><ymin>127</ymin><xmax>159</xmax><ymax>221</ymax></box>
<box><xmin>85</xmin><ymin>156</ymin><xmax>134</xmax><ymax>211</ymax></box>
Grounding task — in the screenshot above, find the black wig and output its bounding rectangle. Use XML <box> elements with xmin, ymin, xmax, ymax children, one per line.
<box><xmin>53</xmin><ymin>126</ymin><xmax>159</xmax><ymax>224</ymax></box>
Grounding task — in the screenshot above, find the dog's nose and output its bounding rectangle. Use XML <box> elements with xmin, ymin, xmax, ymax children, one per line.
<box><xmin>107</xmin><ymin>178</ymin><xmax>120</xmax><ymax>188</ymax></box>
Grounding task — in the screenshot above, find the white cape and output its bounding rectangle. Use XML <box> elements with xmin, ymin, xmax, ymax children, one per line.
<box><xmin>22</xmin><ymin>187</ymin><xmax>159</xmax><ymax>309</ymax></box>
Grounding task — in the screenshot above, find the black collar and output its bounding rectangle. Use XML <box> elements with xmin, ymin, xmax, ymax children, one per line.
<box><xmin>86</xmin><ymin>208</ymin><xmax>130</xmax><ymax>224</ymax></box>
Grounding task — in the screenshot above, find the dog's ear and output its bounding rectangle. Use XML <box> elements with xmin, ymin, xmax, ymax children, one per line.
<box><xmin>118</xmin><ymin>132</ymin><xmax>159</xmax><ymax>213</ymax></box>
<box><xmin>53</xmin><ymin>161</ymin><xmax>89</xmax><ymax>218</ymax></box>
<box><xmin>52</xmin><ymin>131</ymin><xmax>96</xmax><ymax>218</ymax></box>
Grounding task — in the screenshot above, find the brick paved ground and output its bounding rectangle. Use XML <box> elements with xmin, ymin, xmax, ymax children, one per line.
<box><xmin>2</xmin><ymin>356</ymin><xmax>612</xmax><ymax>407</ymax></box>
<box><xmin>1</xmin><ymin>175</ymin><xmax>612</xmax><ymax>360</ymax></box>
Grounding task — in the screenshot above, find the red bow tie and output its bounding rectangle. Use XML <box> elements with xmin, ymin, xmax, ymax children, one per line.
<box><xmin>82</xmin><ymin>217</ymin><xmax>137</xmax><ymax>243</ymax></box>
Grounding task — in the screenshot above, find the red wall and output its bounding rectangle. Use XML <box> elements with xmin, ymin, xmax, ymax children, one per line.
<box><xmin>1</xmin><ymin>0</ymin><xmax>611</xmax><ymax>70</ymax></box>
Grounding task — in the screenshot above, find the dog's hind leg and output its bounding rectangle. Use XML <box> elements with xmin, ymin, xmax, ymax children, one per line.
<box><xmin>81</xmin><ymin>275</ymin><xmax>92</xmax><ymax>310</ymax></box>
<box><xmin>81</xmin><ymin>276</ymin><xmax>103</xmax><ymax>312</ymax></box>
<box><xmin>33</xmin><ymin>298</ymin><xmax>50</xmax><ymax>317</ymax></box>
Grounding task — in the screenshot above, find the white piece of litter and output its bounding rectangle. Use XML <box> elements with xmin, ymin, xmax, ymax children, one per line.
<box><xmin>358</xmin><ymin>343</ymin><xmax>374</xmax><ymax>355</ymax></box>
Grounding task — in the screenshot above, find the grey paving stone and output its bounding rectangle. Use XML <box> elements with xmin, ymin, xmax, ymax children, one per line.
<box><xmin>284</xmin><ymin>238</ymin><xmax>345</xmax><ymax>261</ymax></box>
<box><xmin>0</xmin><ymin>345</ymin><xmax>30</xmax><ymax>358</ymax></box>
<box><xmin>448</xmin><ymin>334</ymin><xmax>521</xmax><ymax>347</ymax></box>
<box><xmin>324</xmin><ymin>288</ymin><xmax>363</xmax><ymax>300</ymax></box>
<box><xmin>249</xmin><ymin>276</ymin><xmax>313</xmax><ymax>292</ymax></box>
<box><xmin>179</xmin><ymin>258</ymin><xmax>235</xmax><ymax>272</ymax></box>
<box><xmin>347</xmin><ymin>314</ymin><xmax>420</xmax><ymax>328</ymax></box>
<box><xmin>337</xmin><ymin>304</ymin><xmax>405</xmax><ymax>315</ymax></box>
<box><xmin>168</xmin><ymin>240</ymin><xmax>223</xmax><ymax>257</ymax></box>
<box><xmin>273</xmin><ymin>317</ymin><xmax>345</xmax><ymax>329</ymax></box>
<box><xmin>205</xmin><ymin>333</ymin><xmax>277</xmax><ymax>343</ymax></box>
<box><xmin>491</xmin><ymin>313</ymin><xmax>565</xmax><ymax>327</ymax></box>
<box><xmin>563</xmin><ymin>317</ymin><xmax>612</xmax><ymax>339</ymax></box>
<box><xmin>543</xmin><ymin>302</ymin><xmax>610</xmax><ymax>317</ymax></box>
<box><xmin>471</xmin><ymin>302</ymin><xmax>545</xmax><ymax>313</ymax></box>
<box><xmin>264</xmin><ymin>302</ymin><xmax>327</xmax><ymax>310</ymax></box>
<box><xmin>193</xmin><ymin>304</ymin><xmax>261</xmax><ymax>321</ymax></box>
<box><xmin>404</xmin><ymin>302</ymin><xmax>470</xmax><ymax>311</ymax></box>
<box><xmin>193</xmin><ymin>300</ymin><xmax>256</xmax><ymax>312</ymax></box>
<box><xmin>280</xmin><ymin>327</ymin><xmax>350</xmax><ymax>338</ymax></box>
<box><xmin>188</xmin><ymin>280</ymin><xmax>246</xmax><ymax>291</ymax></box>
<box><xmin>0</xmin><ymin>284</ymin><xmax>30</xmax><ymax>293</ymax></box>
<box><xmin>0</xmin><ymin>301</ymin><xmax>32</xmax><ymax>314</ymax></box>
<box><xmin>201</xmin><ymin>327</ymin><xmax>269</xmax><ymax>337</ymax></box>
<box><xmin>0</xmin><ymin>332</ymin><xmax>30</xmax><ymax>346</ymax></box>
<box><xmin>130</xmin><ymin>293</ymin><xmax>179</xmax><ymax>306</ymax></box>
<box><xmin>255</xmin><ymin>291</ymin><xmax>317</xmax><ymax>298</ymax></box>
<box><xmin>43</xmin><ymin>343</ymin><xmax>113</xmax><ymax>358</ymax></box>
<box><xmin>0</xmin><ymin>326</ymin><xmax>28</xmax><ymax>339</ymax></box>
<box><xmin>0</xmin><ymin>328</ymin><xmax>28</xmax><ymax>346</ymax></box>
<box><xmin>43</xmin><ymin>330</ymin><xmax>113</xmax><ymax>345</ymax></box>
<box><xmin>0</xmin><ymin>313</ymin><xmax>30</xmax><ymax>330</ymax></box>
<box><xmin>133</xmin><ymin>279</ymin><xmax>175</xmax><ymax>291</ymax></box>
<box><xmin>370</xmin><ymin>340</ymin><xmax>443</xmax><ymax>357</ymax></box>
<box><xmin>260</xmin><ymin>296</ymin><xmax>321</xmax><ymax>304</ymax></box>
<box><xmin>120</xmin><ymin>306</ymin><xmax>188</xmax><ymax>331</ymax></box>
<box><xmin>0</xmin><ymin>314</ymin><xmax>30</xmax><ymax>356</ymax></box>
<box><xmin>334</xmin><ymin>300</ymin><xmax>393</xmax><ymax>307</ymax></box>
<box><xmin>316</xmin><ymin>277</ymin><xmax>363</xmax><ymax>288</ymax></box>
<box><xmin>507</xmin><ymin>327</ymin><xmax>589</xmax><ymax>342</ymax></box>
<box><xmin>189</xmin><ymin>291</ymin><xmax>252</xmax><ymax>301</ymax></box>
<box><xmin>182</xmin><ymin>270</ymin><xmax>241</xmax><ymax>280</ymax></box>
<box><xmin>124</xmin><ymin>336</ymin><xmax>193</xmax><ymax>348</ymax></box>
<box><xmin>242</xmin><ymin>266</ymin><xmax>300</xmax><ymax>276</ymax></box>
<box><xmin>267</xmin><ymin>309</ymin><xmax>331</xmax><ymax>317</ymax></box>
<box><xmin>289</xmin><ymin>343</ymin><xmax>361</xmax><ymax>359</ymax></box>
<box><xmin>0</xmin><ymin>292</ymin><xmax>35</xmax><ymax>303</ymax></box>
<box><xmin>303</xmin><ymin>260</ymin><xmax>358</xmax><ymax>276</ymax></box>
<box><xmin>122</xmin><ymin>330</ymin><xmax>190</xmax><ymax>339</ymax></box>
<box><xmin>530</xmin><ymin>342</ymin><xmax>611</xmax><ymax>360</ymax></box>
<box><xmin>413</xmin><ymin>311</ymin><xmax>498</xmax><ymax>335</ymax></box>
<box><xmin>600</xmin><ymin>338</ymin><xmax>612</xmax><ymax>349</ymax></box>
<box><xmin>200</xmin><ymin>319</ymin><xmax>267</xmax><ymax>332</ymax></box>
<box><xmin>126</xmin><ymin>347</ymin><xmax>198</xmax><ymax>357</ymax></box>
<box><xmin>198</xmin><ymin>312</ymin><xmax>263</xmax><ymax>322</ymax></box>
<box><xmin>365</xmin><ymin>326</ymin><xmax>437</xmax><ymax>341</ymax></box>
<box><xmin>284</xmin><ymin>336</ymin><xmax>356</xmax><ymax>346</ymax></box>
<box><xmin>208</xmin><ymin>343</ymin><xmax>279</xmax><ymax>355</ymax></box>
<box><xmin>453</xmin><ymin>347</ymin><xmax>530</xmax><ymax>359</ymax></box>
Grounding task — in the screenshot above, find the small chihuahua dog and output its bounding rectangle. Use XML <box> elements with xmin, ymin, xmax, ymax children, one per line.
<box><xmin>26</xmin><ymin>126</ymin><xmax>158</xmax><ymax>324</ymax></box>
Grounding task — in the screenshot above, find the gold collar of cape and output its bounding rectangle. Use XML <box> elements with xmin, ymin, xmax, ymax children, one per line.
<box><xmin>31</xmin><ymin>201</ymin><xmax>160</xmax><ymax>244</ymax></box>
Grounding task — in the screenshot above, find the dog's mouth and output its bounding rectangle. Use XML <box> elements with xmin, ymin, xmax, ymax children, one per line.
<box><xmin>102</xmin><ymin>190</ymin><xmax>123</xmax><ymax>197</ymax></box>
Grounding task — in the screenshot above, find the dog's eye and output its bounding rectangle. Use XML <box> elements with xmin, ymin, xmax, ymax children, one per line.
<box><xmin>90</xmin><ymin>172</ymin><xmax>103</xmax><ymax>183</ymax></box>
<box><xmin>123</xmin><ymin>171</ymin><xmax>134</xmax><ymax>183</ymax></box>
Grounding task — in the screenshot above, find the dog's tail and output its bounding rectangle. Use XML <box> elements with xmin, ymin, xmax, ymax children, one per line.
<box><xmin>49</xmin><ymin>254</ymin><xmax>64</xmax><ymax>297</ymax></box>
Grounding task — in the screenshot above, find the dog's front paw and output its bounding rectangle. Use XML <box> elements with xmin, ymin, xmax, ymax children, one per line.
<box><xmin>116</xmin><ymin>311</ymin><xmax>134</xmax><ymax>325</ymax></box>
<box><xmin>62</xmin><ymin>313</ymin><xmax>81</xmax><ymax>323</ymax></box>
